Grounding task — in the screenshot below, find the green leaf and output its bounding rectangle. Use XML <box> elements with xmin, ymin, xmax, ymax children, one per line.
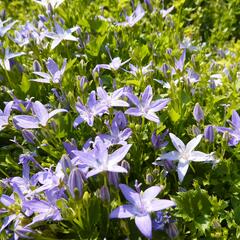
<box><xmin>168</xmin><ymin>108</ymin><xmax>181</xmax><ymax>122</ymax></box>
<box><xmin>20</xmin><ymin>74</ymin><xmax>30</xmax><ymax>93</ymax></box>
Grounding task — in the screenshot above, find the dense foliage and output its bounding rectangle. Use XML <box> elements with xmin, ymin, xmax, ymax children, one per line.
<box><xmin>0</xmin><ymin>0</ymin><xmax>240</xmax><ymax>239</ymax></box>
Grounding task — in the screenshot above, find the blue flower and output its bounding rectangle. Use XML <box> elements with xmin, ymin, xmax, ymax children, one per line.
<box><xmin>110</xmin><ymin>184</ymin><xmax>175</xmax><ymax>239</ymax></box>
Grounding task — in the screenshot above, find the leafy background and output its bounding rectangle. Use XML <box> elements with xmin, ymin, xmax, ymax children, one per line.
<box><xmin>0</xmin><ymin>0</ymin><xmax>240</xmax><ymax>239</ymax></box>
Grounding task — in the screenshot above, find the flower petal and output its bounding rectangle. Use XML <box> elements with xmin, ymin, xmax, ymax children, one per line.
<box><xmin>108</xmin><ymin>144</ymin><xmax>131</xmax><ymax>165</ymax></box>
<box><xmin>177</xmin><ymin>161</ymin><xmax>189</xmax><ymax>182</ymax></box>
<box><xmin>32</xmin><ymin>101</ymin><xmax>49</xmax><ymax>126</ymax></box>
<box><xmin>48</xmin><ymin>108</ymin><xmax>68</xmax><ymax>119</ymax></box>
<box><xmin>110</xmin><ymin>204</ymin><xmax>135</xmax><ymax>219</ymax></box>
<box><xmin>119</xmin><ymin>184</ymin><xmax>140</xmax><ymax>205</ymax></box>
<box><xmin>157</xmin><ymin>151</ymin><xmax>180</xmax><ymax>161</ymax></box>
<box><xmin>169</xmin><ymin>133</ymin><xmax>185</xmax><ymax>152</ymax></box>
<box><xmin>13</xmin><ymin>115</ymin><xmax>40</xmax><ymax>129</ymax></box>
<box><xmin>142</xmin><ymin>186</ymin><xmax>161</xmax><ymax>201</ymax></box>
<box><xmin>148</xmin><ymin>199</ymin><xmax>176</xmax><ymax>212</ymax></box>
<box><xmin>125</xmin><ymin>108</ymin><xmax>142</xmax><ymax>116</ymax></box>
<box><xmin>186</xmin><ymin>134</ymin><xmax>203</xmax><ymax>153</ymax></box>
<box><xmin>135</xmin><ymin>214</ymin><xmax>152</xmax><ymax>239</ymax></box>
<box><xmin>150</xmin><ymin>98</ymin><xmax>170</xmax><ymax>112</ymax></box>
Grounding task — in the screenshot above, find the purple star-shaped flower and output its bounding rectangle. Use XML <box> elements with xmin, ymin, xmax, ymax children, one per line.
<box><xmin>31</xmin><ymin>58</ymin><xmax>67</xmax><ymax>84</ymax></box>
<box><xmin>0</xmin><ymin>101</ymin><xmax>13</xmax><ymax>131</ymax></box>
<box><xmin>97</xmin><ymin>87</ymin><xmax>129</xmax><ymax>109</ymax></box>
<box><xmin>116</xmin><ymin>3</ymin><xmax>145</xmax><ymax>27</ymax></box>
<box><xmin>217</xmin><ymin>110</ymin><xmax>240</xmax><ymax>146</ymax></box>
<box><xmin>72</xmin><ymin>137</ymin><xmax>131</xmax><ymax>178</ymax></box>
<box><xmin>125</xmin><ymin>85</ymin><xmax>170</xmax><ymax>123</ymax></box>
<box><xmin>110</xmin><ymin>184</ymin><xmax>175</xmax><ymax>239</ymax></box>
<box><xmin>73</xmin><ymin>91</ymin><xmax>107</xmax><ymax>127</ymax></box>
<box><xmin>13</xmin><ymin>100</ymin><xmax>67</xmax><ymax>129</ymax></box>
<box><xmin>45</xmin><ymin>22</ymin><xmax>79</xmax><ymax>50</ymax></box>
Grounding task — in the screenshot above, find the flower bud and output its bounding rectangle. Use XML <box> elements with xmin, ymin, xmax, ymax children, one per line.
<box><xmin>60</xmin><ymin>154</ymin><xmax>73</xmax><ymax>175</ymax></box>
<box><xmin>192</xmin><ymin>125</ymin><xmax>201</xmax><ymax>136</ymax></box>
<box><xmin>100</xmin><ymin>186</ymin><xmax>110</xmax><ymax>202</ymax></box>
<box><xmin>165</xmin><ymin>222</ymin><xmax>179</xmax><ymax>239</ymax></box>
<box><xmin>108</xmin><ymin>172</ymin><xmax>119</xmax><ymax>188</ymax></box>
<box><xmin>121</xmin><ymin>160</ymin><xmax>130</xmax><ymax>173</ymax></box>
<box><xmin>22</xmin><ymin>130</ymin><xmax>36</xmax><ymax>144</ymax></box>
<box><xmin>204</xmin><ymin>125</ymin><xmax>214</xmax><ymax>142</ymax></box>
<box><xmin>146</xmin><ymin>173</ymin><xmax>154</xmax><ymax>184</ymax></box>
<box><xmin>68</xmin><ymin>168</ymin><xmax>83</xmax><ymax>199</ymax></box>
<box><xmin>193</xmin><ymin>103</ymin><xmax>204</xmax><ymax>122</ymax></box>
<box><xmin>33</xmin><ymin>60</ymin><xmax>41</xmax><ymax>72</ymax></box>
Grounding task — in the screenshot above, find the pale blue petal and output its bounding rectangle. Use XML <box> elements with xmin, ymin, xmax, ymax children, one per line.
<box><xmin>32</xmin><ymin>101</ymin><xmax>49</xmax><ymax>126</ymax></box>
<box><xmin>135</xmin><ymin>214</ymin><xmax>152</xmax><ymax>239</ymax></box>
<box><xmin>108</xmin><ymin>144</ymin><xmax>131</xmax><ymax>165</ymax></box>
<box><xmin>148</xmin><ymin>199</ymin><xmax>176</xmax><ymax>212</ymax></box>
<box><xmin>157</xmin><ymin>151</ymin><xmax>179</xmax><ymax>161</ymax></box>
<box><xmin>13</xmin><ymin>115</ymin><xmax>40</xmax><ymax>129</ymax></box>
<box><xmin>169</xmin><ymin>133</ymin><xmax>185</xmax><ymax>152</ymax></box>
<box><xmin>186</xmin><ymin>134</ymin><xmax>203</xmax><ymax>153</ymax></box>
<box><xmin>119</xmin><ymin>184</ymin><xmax>140</xmax><ymax>205</ymax></box>
<box><xmin>142</xmin><ymin>186</ymin><xmax>161</xmax><ymax>201</ymax></box>
<box><xmin>177</xmin><ymin>162</ymin><xmax>189</xmax><ymax>182</ymax></box>
<box><xmin>110</xmin><ymin>204</ymin><xmax>135</xmax><ymax>219</ymax></box>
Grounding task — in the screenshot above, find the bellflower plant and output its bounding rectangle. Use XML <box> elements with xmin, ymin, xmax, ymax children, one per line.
<box><xmin>34</xmin><ymin>0</ymin><xmax>64</xmax><ymax>10</ymax></box>
<box><xmin>155</xmin><ymin>133</ymin><xmax>216</xmax><ymax>182</ymax></box>
<box><xmin>110</xmin><ymin>184</ymin><xmax>176</xmax><ymax>239</ymax></box>
<box><xmin>116</xmin><ymin>3</ymin><xmax>145</xmax><ymax>27</ymax></box>
<box><xmin>92</xmin><ymin>57</ymin><xmax>130</xmax><ymax>74</ymax></box>
<box><xmin>74</xmin><ymin>91</ymin><xmax>107</xmax><ymax>127</ymax></box>
<box><xmin>99</xmin><ymin>118</ymin><xmax>132</xmax><ymax>146</ymax></box>
<box><xmin>97</xmin><ymin>87</ymin><xmax>129</xmax><ymax>108</ymax></box>
<box><xmin>125</xmin><ymin>85</ymin><xmax>170</xmax><ymax>124</ymax></box>
<box><xmin>71</xmin><ymin>137</ymin><xmax>131</xmax><ymax>178</ymax></box>
<box><xmin>31</xmin><ymin>58</ymin><xmax>67</xmax><ymax>84</ymax></box>
<box><xmin>0</xmin><ymin>48</ymin><xmax>25</xmax><ymax>71</ymax></box>
<box><xmin>0</xmin><ymin>101</ymin><xmax>13</xmax><ymax>131</ymax></box>
<box><xmin>0</xmin><ymin>18</ymin><xmax>17</xmax><ymax>37</ymax></box>
<box><xmin>13</xmin><ymin>100</ymin><xmax>67</xmax><ymax>129</ymax></box>
<box><xmin>45</xmin><ymin>22</ymin><xmax>79</xmax><ymax>50</ymax></box>
<box><xmin>217</xmin><ymin>110</ymin><xmax>240</xmax><ymax>146</ymax></box>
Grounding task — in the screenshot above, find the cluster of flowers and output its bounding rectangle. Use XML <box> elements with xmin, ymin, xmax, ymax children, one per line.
<box><xmin>0</xmin><ymin>0</ymin><xmax>239</xmax><ymax>239</ymax></box>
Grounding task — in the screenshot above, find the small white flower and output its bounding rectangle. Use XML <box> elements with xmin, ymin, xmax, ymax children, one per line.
<box><xmin>155</xmin><ymin>133</ymin><xmax>216</xmax><ymax>182</ymax></box>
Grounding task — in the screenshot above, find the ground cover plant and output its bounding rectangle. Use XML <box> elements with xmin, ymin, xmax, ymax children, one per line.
<box><xmin>0</xmin><ymin>0</ymin><xmax>240</xmax><ymax>239</ymax></box>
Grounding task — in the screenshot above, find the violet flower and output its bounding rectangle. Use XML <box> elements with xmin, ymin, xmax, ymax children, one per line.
<box><xmin>97</xmin><ymin>87</ymin><xmax>129</xmax><ymax>108</ymax></box>
<box><xmin>23</xmin><ymin>197</ymin><xmax>62</xmax><ymax>226</ymax></box>
<box><xmin>128</xmin><ymin>62</ymin><xmax>153</xmax><ymax>77</ymax></box>
<box><xmin>0</xmin><ymin>18</ymin><xmax>17</xmax><ymax>37</ymax></box>
<box><xmin>155</xmin><ymin>133</ymin><xmax>217</xmax><ymax>182</ymax></box>
<box><xmin>116</xmin><ymin>3</ymin><xmax>145</xmax><ymax>27</ymax></box>
<box><xmin>73</xmin><ymin>91</ymin><xmax>107</xmax><ymax>127</ymax></box>
<box><xmin>0</xmin><ymin>101</ymin><xmax>13</xmax><ymax>131</ymax></box>
<box><xmin>125</xmin><ymin>85</ymin><xmax>170</xmax><ymax>124</ymax></box>
<box><xmin>175</xmin><ymin>49</ymin><xmax>186</xmax><ymax>72</ymax></box>
<box><xmin>45</xmin><ymin>22</ymin><xmax>79</xmax><ymax>50</ymax></box>
<box><xmin>193</xmin><ymin>103</ymin><xmax>204</xmax><ymax>122</ymax></box>
<box><xmin>151</xmin><ymin>129</ymin><xmax>169</xmax><ymax>149</ymax></box>
<box><xmin>31</xmin><ymin>58</ymin><xmax>67</xmax><ymax>84</ymax></box>
<box><xmin>72</xmin><ymin>137</ymin><xmax>131</xmax><ymax>178</ymax></box>
<box><xmin>110</xmin><ymin>184</ymin><xmax>175</xmax><ymax>239</ymax></box>
<box><xmin>99</xmin><ymin>118</ymin><xmax>132</xmax><ymax>146</ymax></box>
<box><xmin>68</xmin><ymin>167</ymin><xmax>84</xmax><ymax>199</ymax></box>
<box><xmin>34</xmin><ymin>0</ymin><xmax>64</xmax><ymax>10</ymax></box>
<box><xmin>217</xmin><ymin>110</ymin><xmax>240</xmax><ymax>146</ymax></box>
<box><xmin>0</xmin><ymin>48</ymin><xmax>25</xmax><ymax>71</ymax></box>
<box><xmin>13</xmin><ymin>101</ymin><xmax>67</xmax><ymax>129</ymax></box>
<box><xmin>204</xmin><ymin>125</ymin><xmax>214</xmax><ymax>143</ymax></box>
<box><xmin>160</xmin><ymin>6</ymin><xmax>174</xmax><ymax>18</ymax></box>
<box><xmin>92</xmin><ymin>57</ymin><xmax>130</xmax><ymax>74</ymax></box>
